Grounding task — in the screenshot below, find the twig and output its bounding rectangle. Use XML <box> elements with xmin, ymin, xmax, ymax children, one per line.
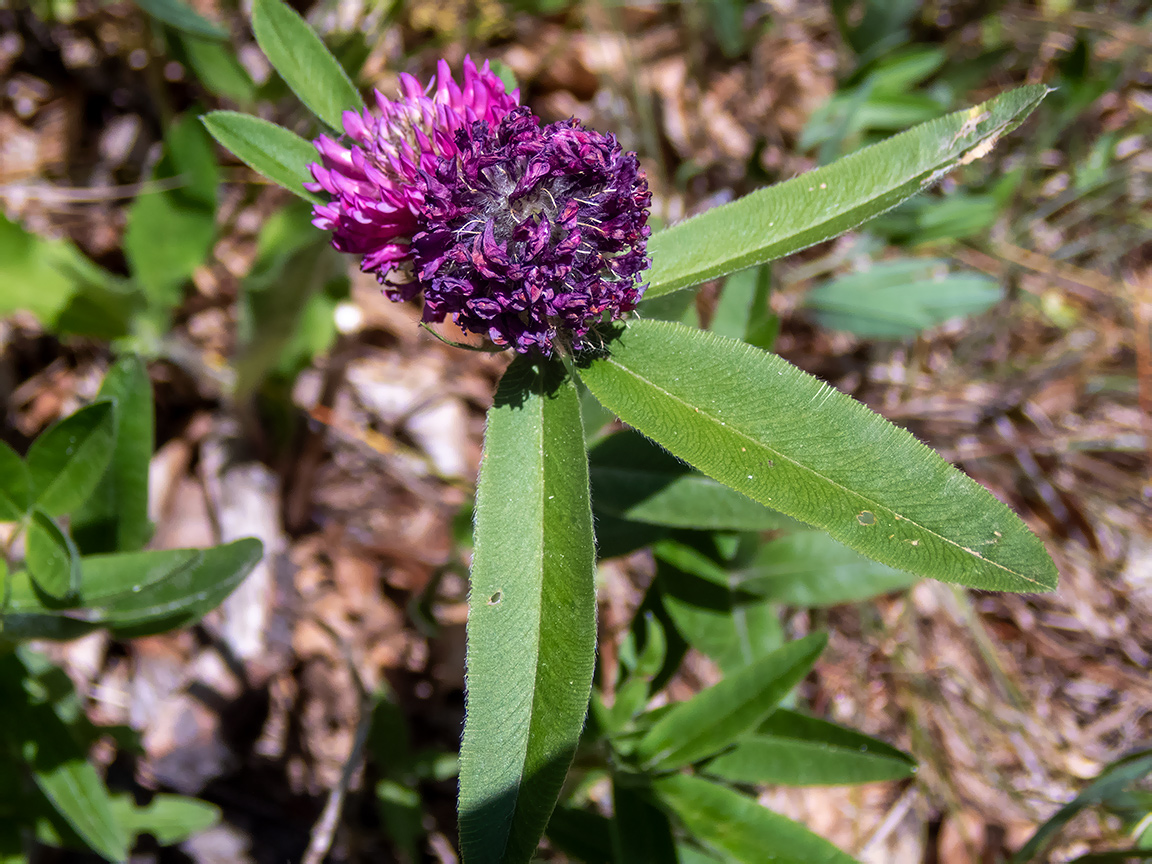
<box><xmin>0</xmin><ymin>177</ymin><xmax>186</xmax><ymax>203</ymax></box>
<box><xmin>956</xmin><ymin>242</ymin><xmax>1114</xmax><ymax>302</ymax></box>
<box><xmin>302</xmin><ymin>620</ymin><xmax>378</xmax><ymax>864</ymax></box>
<box><xmin>858</xmin><ymin>784</ymin><xmax>919</xmax><ymax>860</ymax></box>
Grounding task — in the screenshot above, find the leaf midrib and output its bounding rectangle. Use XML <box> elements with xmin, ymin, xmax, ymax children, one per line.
<box><xmin>32</xmin><ymin>415</ymin><xmax>109</xmax><ymax>513</ymax></box>
<box><xmin>497</xmin><ymin>369</ymin><xmax>550</xmax><ymax>863</ymax></box>
<box><xmin>596</xmin><ymin>353</ymin><xmax>1048</xmax><ymax>589</ymax></box>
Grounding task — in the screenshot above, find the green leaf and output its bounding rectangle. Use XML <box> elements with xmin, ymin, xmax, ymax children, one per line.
<box><xmin>458</xmin><ymin>356</ymin><xmax>597</xmax><ymax>864</ymax></box>
<box><xmin>201</xmin><ymin>111</ymin><xmax>323</xmax><ymax>203</ymax></box>
<box><xmin>250</xmin><ymin>0</ymin><xmax>364</xmax><ymax>130</ymax></box>
<box><xmin>33</xmin><ymin>756</ymin><xmax>127</xmax><ymax>862</ymax></box>
<box><xmin>546</xmin><ymin>807</ymin><xmax>614</xmax><ymax>864</ymax></box>
<box><xmin>235</xmin><ymin>236</ymin><xmax>342</xmax><ymax>398</ymax></box>
<box><xmin>72</xmin><ymin>356</ymin><xmax>154</xmax><ymax>554</ymax></box>
<box><xmin>1012</xmin><ymin>749</ymin><xmax>1152</xmax><ymax>864</ymax></box>
<box><xmin>702</xmin><ymin>708</ymin><xmax>916</xmax><ymax>785</ymax></box>
<box><xmin>654</xmin><ymin>543</ymin><xmax>784</xmax><ymax>674</ymax></box>
<box><xmin>110</xmin><ymin>793</ymin><xmax>220</xmax><ymax>844</ymax></box>
<box><xmin>26</xmin><ymin>401</ymin><xmax>117</xmax><ymax>518</ymax></box>
<box><xmin>635</xmin><ymin>632</ymin><xmax>826</xmax><ymax>769</ymax></box>
<box><xmin>652</xmin><ymin>773</ymin><xmax>859</xmax><ymax>864</ymax></box>
<box><xmin>578</xmin><ymin>320</ymin><xmax>1058</xmax><ymax>592</ymax></box>
<box><xmin>123</xmin><ymin>113</ymin><xmax>218</xmax><ymax>314</ymax></box>
<box><xmin>1</xmin><ymin>538</ymin><xmax>263</xmax><ymax>639</ymax></box>
<box><xmin>676</xmin><ymin>844</ymin><xmax>728</xmax><ymax>864</ymax></box>
<box><xmin>0</xmin><ymin>656</ymin><xmax>129</xmax><ymax>862</ymax></box>
<box><xmin>735</xmin><ymin>530</ymin><xmax>919</xmax><ymax>607</ymax></box>
<box><xmin>1066</xmin><ymin>852</ymin><xmax>1152</xmax><ymax>863</ymax></box>
<box><xmin>804</xmin><ymin>259</ymin><xmax>1002</xmax><ymax>339</ymax></box>
<box><xmin>376</xmin><ymin>778</ymin><xmax>424</xmax><ymax>862</ymax></box>
<box><xmin>643</xmin><ymin>85</ymin><xmax>1049</xmax><ymax>298</ymax></box>
<box><xmin>0</xmin><ymin>442</ymin><xmax>30</xmax><ymax>521</ymax></box>
<box><xmin>709</xmin><ymin>266</ymin><xmax>774</xmax><ymax>349</ymax></box>
<box><xmin>628</xmin><ymin>611</ymin><xmax>668</xmax><ymax>681</ymax></box>
<box><xmin>610</xmin><ymin>776</ymin><xmax>678</xmax><ymax>864</ymax></box>
<box><xmin>0</xmin><ymin>215</ymin><xmax>138</xmax><ymax>340</ymax></box>
<box><xmin>608</xmin><ymin>614</ymin><xmax>668</xmax><ymax>728</ymax></box>
<box><xmin>589</xmin><ymin>430</ymin><xmax>786</xmax><ymax>532</ymax></box>
<box><xmin>593</xmin><ymin>511</ymin><xmax>671</xmax><ymax>560</ymax></box>
<box><xmin>25</xmin><ymin>511</ymin><xmax>80</xmax><ymax>600</ymax></box>
<box><xmin>176</xmin><ymin>33</ymin><xmax>256</xmax><ymax>104</ymax></box>
<box><xmin>130</xmin><ymin>0</ymin><xmax>227</xmax><ymax>38</ymax></box>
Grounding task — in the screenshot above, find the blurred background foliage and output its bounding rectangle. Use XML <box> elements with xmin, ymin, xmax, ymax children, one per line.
<box><xmin>1</xmin><ymin>0</ymin><xmax>1150</xmax><ymax>861</ymax></box>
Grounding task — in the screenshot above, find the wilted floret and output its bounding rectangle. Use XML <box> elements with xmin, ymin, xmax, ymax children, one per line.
<box><xmin>307</xmin><ymin>59</ymin><xmax>650</xmax><ymax>354</ymax></box>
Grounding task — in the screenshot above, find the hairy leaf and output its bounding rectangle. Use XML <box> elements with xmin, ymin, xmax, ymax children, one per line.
<box><xmin>201</xmin><ymin>112</ymin><xmax>324</xmax><ymax>203</ymax></box>
<box><xmin>459</xmin><ymin>357</ymin><xmax>596</xmax><ymax>864</ymax></box>
<box><xmin>644</xmin><ymin>85</ymin><xmax>1049</xmax><ymax>298</ymax></box>
<box><xmin>579</xmin><ymin>321</ymin><xmax>1058</xmax><ymax>592</ymax></box>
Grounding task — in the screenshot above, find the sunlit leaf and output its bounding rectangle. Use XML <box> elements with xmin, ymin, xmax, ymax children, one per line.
<box><xmin>702</xmin><ymin>709</ymin><xmax>916</xmax><ymax>785</ymax></box>
<box><xmin>251</xmin><ymin>0</ymin><xmax>364</xmax><ymax>130</ymax></box>
<box><xmin>579</xmin><ymin>320</ymin><xmax>1058</xmax><ymax>592</ymax></box>
<box><xmin>201</xmin><ymin>111</ymin><xmax>323</xmax><ymax>203</ymax></box>
<box><xmin>0</xmin><ymin>442</ymin><xmax>30</xmax><ymax>521</ymax></box>
<box><xmin>1</xmin><ymin>539</ymin><xmax>263</xmax><ymax>639</ymax></box>
<box><xmin>26</xmin><ymin>511</ymin><xmax>80</xmax><ymax>600</ymax></box>
<box><xmin>735</xmin><ymin>530</ymin><xmax>919</xmax><ymax>607</ymax></box>
<box><xmin>804</xmin><ymin>258</ymin><xmax>1002</xmax><ymax>338</ymax></box>
<box><xmin>458</xmin><ymin>356</ymin><xmax>596</xmax><ymax>864</ymax></box>
<box><xmin>635</xmin><ymin>633</ymin><xmax>826</xmax><ymax>769</ymax></box>
<box><xmin>27</xmin><ymin>401</ymin><xmax>117</xmax><ymax>518</ymax></box>
<box><xmin>653</xmin><ymin>773</ymin><xmax>859</xmax><ymax>864</ymax></box>
<box><xmin>644</xmin><ymin>85</ymin><xmax>1049</xmax><ymax>298</ymax></box>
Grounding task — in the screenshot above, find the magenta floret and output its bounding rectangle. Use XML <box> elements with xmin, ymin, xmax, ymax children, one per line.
<box><xmin>307</xmin><ymin>59</ymin><xmax>650</xmax><ymax>354</ymax></box>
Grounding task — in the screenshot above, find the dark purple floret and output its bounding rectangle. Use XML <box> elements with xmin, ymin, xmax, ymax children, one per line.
<box><xmin>409</xmin><ymin>107</ymin><xmax>651</xmax><ymax>354</ymax></box>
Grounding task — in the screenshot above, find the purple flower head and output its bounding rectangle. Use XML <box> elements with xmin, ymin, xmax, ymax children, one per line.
<box><xmin>307</xmin><ymin>60</ymin><xmax>651</xmax><ymax>355</ymax></box>
<box><xmin>307</xmin><ymin>57</ymin><xmax>520</xmax><ymax>278</ymax></box>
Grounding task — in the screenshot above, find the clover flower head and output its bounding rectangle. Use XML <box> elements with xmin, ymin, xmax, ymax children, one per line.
<box><xmin>307</xmin><ymin>58</ymin><xmax>651</xmax><ymax>354</ymax></box>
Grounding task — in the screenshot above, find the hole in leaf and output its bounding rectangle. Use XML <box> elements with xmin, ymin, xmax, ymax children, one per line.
<box><xmin>488</xmin><ymin>591</ymin><xmax>503</xmax><ymax>605</ymax></box>
<box><xmin>857</xmin><ymin>511</ymin><xmax>876</xmax><ymax>526</ymax></box>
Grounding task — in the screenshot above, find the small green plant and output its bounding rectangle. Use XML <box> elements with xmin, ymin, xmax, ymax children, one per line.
<box><xmin>198</xmin><ymin>2</ymin><xmax>1057</xmax><ymax>861</ymax></box>
<box><xmin>1011</xmin><ymin>748</ymin><xmax>1152</xmax><ymax>864</ymax></box>
<box><xmin>0</xmin><ymin>356</ymin><xmax>263</xmax><ymax>862</ymax></box>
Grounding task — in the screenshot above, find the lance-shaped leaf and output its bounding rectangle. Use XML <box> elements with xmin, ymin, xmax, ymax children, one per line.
<box><xmin>0</xmin><ymin>441</ymin><xmax>30</xmax><ymax>520</ymax></box>
<box><xmin>251</xmin><ymin>0</ymin><xmax>364</xmax><ymax>130</ymax></box>
<box><xmin>27</xmin><ymin>401</ymin><xmax>117</xmax><ymax>518</ymax></box>
<box><xmin>123</xmin><ymin>113</ymin><xmax>219</xmax><ymax>314</ymax></box>
<box><xmin>644</xmin><ymin>84</ymin><xmax>1049</xmax><ymax>298</ymax></box>
<box><xmin>73</xmin><ymin>355</ymin><xmax>154</xmax><ymax>554</ymax></box>
<box><xmin>655</xmin><ymin>545</ymin><xmax>784</xmax><ymax>675</ymax></box>
<box><xmin>652</xmin><ymin>773</ymin><xmax>860</xmax><ymax>864</ymax></box>
<box><xmin>702</xmin><ymin>708</ymin><xmax>916</xmax><ymax>786</ymax></box>
<box><xmin>458</xmin><ymin>356</ymin><xmax>597</xmax><ymax>864</ymax></box>
<box><xmin>130</xmin><ymin>0</ymin><xmax>228</xmax><ymax>39</ymax></box>
<box><xmin>1</xmin><ymin>539</ymin><xmax>262</xmax><ymax>640</ymax></box>
<box><xmin>201</xmin><ymin>112</ymin><xmax>324</xmax><ymax>204</ymax></box>
<box><xmin>734</xmin><ymin>530</ymin><xmax>918</xmax><ymax>607</ymax></box>
<box><xmin>589</xmin><ymin>430</ymin><xmax>786</xmax><ymax>531</ymax></box>
<box><xmin>634</xmin><ymin>632</ymin><xmax>826</xmax><ymax>769</ymax></box>
<box><xmin>0</xmin><ymin>655</ymin><xmax>128</xmax><ymax>863</ymax></box>
<box><xmin>26</xmin><ymin>510</ymin><xmax>80</xmax><ymax>600</ymax></box>
<box><xmin>578</xmin><ymin>321</ymin><xmax>1057</xmax><ymax>592</ymax></box>
<box><xmin>1012</xmin><ymin>748</ymin><xmax>1152</xmax><ymax>864</ymax></box>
